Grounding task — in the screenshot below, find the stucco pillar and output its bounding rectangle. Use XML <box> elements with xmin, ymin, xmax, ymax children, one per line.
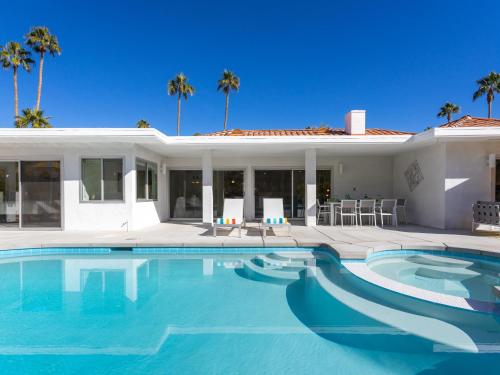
<box><xmin>305</xmin><ymin>149</ymin><xmax>317</xmax><ymax>226</ymax></box>
<box><xmin>202</xmin><ymin>151</ymin><xmax>213</xmax><ymax>225</ymax></box>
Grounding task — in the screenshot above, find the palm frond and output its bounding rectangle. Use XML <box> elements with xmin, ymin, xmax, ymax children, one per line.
<box><xmin>25</xmin><ymin>26</ymin><xmax>61</xmax><ymax>56</ymax></box>
<box><xmin>167</xmin><ymin>73</ymin><xmax>195</xmax><ymax>100</ymax></box>
<box><xmin>0</xmin><ymin>42</ymin><xmax>34</xmax><ymax>72</ymax></box>
<box><xmin>15</xmin><ymin>108</ymin><xmax>52</xmax><ymax>128</ymax></box>
<box><xmin>217</xmin><ymin>69</ymin><xmax>240</xmax><ymax>94</ymax></box>
<box><xmin>473</xmin><ymin>71</ymin><xmax>500</xmax><ymax>101</ymax></box>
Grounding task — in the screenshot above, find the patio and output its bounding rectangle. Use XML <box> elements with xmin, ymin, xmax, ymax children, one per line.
<box><xmin>0</xmin><ymin>222</ymin><xmax>499</xmax><ymax>260</ymax></box>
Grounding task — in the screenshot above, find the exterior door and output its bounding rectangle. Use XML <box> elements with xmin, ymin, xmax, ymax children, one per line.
<box><xmin>20</xmin><ymin>161</ymin><xmax>61</xmax><ymax>228</ymax></box>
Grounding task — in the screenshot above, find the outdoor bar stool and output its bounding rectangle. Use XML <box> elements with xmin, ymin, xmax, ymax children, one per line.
<box><xmin>396</xmin><ymin>198</ymin><xmax>407</xmax><ymax>224</ymax></box>
<box><xmin>316</xmin><ymin>199</ymin><xmax>331</xmax><ymax>224</ymax></box>
<box><xmin>358</xmin><ymin>199</ymin><xmax>376</xmax><ymax>226</ymax></box>
<box><xmin>376</xmin><ymin>199</ymin><xmax>398</xmax><ymax>227</ymax></box>
<box><xmin>335</xmin><ymin>200</ymin><xmax>358</xmax><ymax>227</ymax></box>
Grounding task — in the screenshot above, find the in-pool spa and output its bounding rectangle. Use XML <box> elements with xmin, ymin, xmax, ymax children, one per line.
<box><xmin>367</xmin><ymin>251</ymin><xmax>500</xmax><ymax>303</ymax></box>
<box><xmin>0</xmin><ymin>247</ymin><xmax>499</xmax><ymax>374</ymax></box>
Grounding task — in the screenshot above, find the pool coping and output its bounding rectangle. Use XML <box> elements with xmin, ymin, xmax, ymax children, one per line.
<box><xmin>0</xmin><ymin>238</ymin><xmax>499</xmax><ymax>260</ymax></box>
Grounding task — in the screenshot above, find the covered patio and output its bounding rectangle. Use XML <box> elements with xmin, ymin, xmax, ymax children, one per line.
<box><xmin>161</xmin><ymin>134</ymin><xmax>410</xmax><ymax>227</ymax></box>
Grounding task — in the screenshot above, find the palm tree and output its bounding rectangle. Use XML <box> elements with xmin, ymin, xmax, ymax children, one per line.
<box><xmin>473</xmin><ymin>71</ymin><xmax>500</xmax><ymax>118</ymax></box>
<box><xmin>136</xmin><ymin>119</ymin><xmax>150</xmax><ymax>128</ymax></box>
<box><xmin>15</xmin><ymin>108</ymin><xmax>52</xmax><ymax>128</ymax></box>
<box><xmin>217</xmin><ymin>70</ymin><xmax>240</xmax><ymax>130</ymax></box>
<box><xmin>437</xmin><ymin>102</ymin><xmax>460</xmax><ymax>123</ymax></box>
<box><xmin>0</xmin><ymin>42</ymin><xmax>34</xmax><ymax>121</ymax></box>
<box><xmin>25</xmin><ymin>26</ymin><xmax>62</xmax><ymax>111</ymax></box>
<box><xmin>167</xmin><ymin>73</ymin><xmax>195</xmax><ymax>135</ymax></box>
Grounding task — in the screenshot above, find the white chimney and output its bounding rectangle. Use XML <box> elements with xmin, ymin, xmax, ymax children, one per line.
<box><xmin>344</xmin><ymin>110</ymin><xmax>366</xmax><ymax>135</ymax></box>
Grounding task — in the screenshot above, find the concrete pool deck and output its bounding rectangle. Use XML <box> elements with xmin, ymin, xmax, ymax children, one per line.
<box><xmin>0</xmin><ymin>222</ymin><xmax>499</xmax><ymax>259</ymax></box>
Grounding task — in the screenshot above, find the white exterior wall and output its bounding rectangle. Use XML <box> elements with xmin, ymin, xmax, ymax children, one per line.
<box><xmin>444</xmin><ymin>141</ymin><xmax>500</xmax><ymax>229</ymax></box>
<box><xmin>63</xmin><ymin>145</ymin><xmax>134</xmax><ymax>231</ymax></box>
<box><xmin>393</xmin><ymin>143</ymin><xmax>446</xmax><ymax>228</ymax></box>
<box><xmin>0</xmin><ymin>143</ymin><xmax>167</xmax><ymax>231</ymax></box>
<box><xmin>394</xmin><ymin>140</ymin><xmax>500</xmax><ymax>229</ymax></box>
<box><xmin>332</xmin><ymin>156</ymin><xmax>394</xmax><ymax>200</ymax></box>
<box><xmin>130</xmin><ymin>145</ymin><xmax>167</xmax><ymax>230</ymax></box>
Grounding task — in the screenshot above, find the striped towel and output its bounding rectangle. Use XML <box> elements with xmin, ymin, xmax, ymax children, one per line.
<box><xmin>265</xmin><ymin>217</ymin><xmax>288</xmax><ymax>224</ymax></box>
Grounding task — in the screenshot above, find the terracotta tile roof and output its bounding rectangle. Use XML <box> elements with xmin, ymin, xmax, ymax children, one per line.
<box><xmin>205</xmin><ymin>127</ymin><xmax>414</xmax><ymax>136</ymax></box>
<box><xmin>439</xmin><ymin>115</ymin><xmax>500</xmax><ymax>128</ymax></box>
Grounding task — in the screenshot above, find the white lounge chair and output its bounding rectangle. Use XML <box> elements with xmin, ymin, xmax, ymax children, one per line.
<box><xmin>213</xmin><ymin>198</ymin><xmax>245</xmax><ymax>237</ymax></box>
<box><xmin>261</xmin><ymin>198</ymin><xmax>291</xmax><ymax>238</ymax></box>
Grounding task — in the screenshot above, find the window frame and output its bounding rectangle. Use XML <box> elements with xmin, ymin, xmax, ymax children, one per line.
<box><xmin>136</xmin><ymin>158</ymin><xmax>158</xmax><ymax>202</ymax></box>
<box><xmin>80</xmin><ymin>157</ymin><xmax>125</xmax><ymax>203</ymax></box>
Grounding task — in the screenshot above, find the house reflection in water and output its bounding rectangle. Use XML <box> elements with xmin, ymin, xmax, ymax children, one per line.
<box><xmin>0</xmin><ymin>256</ymin><xmax>163</xmax><ymax>314</ymax></box>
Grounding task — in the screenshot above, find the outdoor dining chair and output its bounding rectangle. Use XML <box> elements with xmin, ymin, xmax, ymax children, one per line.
<box><xmin>335</xmin><ymin>200</ymin><xmax>357</xmax><ymax>227</ymax></box>
<box><xmin>396</xmin><ymin>199</ymin><xmax>407</xmax><ymax>224</ymax></box>
<box><xmin>358</xmin><ymin>199</ymin><xmax>376</xmax><ymax>226</ymax></box>
<box><xmin>316</xmin><ymin>199</ymin><xmax>330</xmax><ymax>224</ymax></box>
<box><xmin>376</xmin><ymin>199</ymin><xmax>398</xmax><ymax>227</ymax></box>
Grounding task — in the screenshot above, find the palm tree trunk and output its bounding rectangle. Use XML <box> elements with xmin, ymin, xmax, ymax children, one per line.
<box><xmin>447</xmin><ymin>113</ymin><xmax>451</xmax><ymax>123</ymax></box>
<box><xmin>35</xmin><ymin>51</ymin><xmax>44</xmax><ymax>111</ymax></box>
<box><xmin>13</xmin><ymin>67</ymin><xmax>19</xmax><ymax>121</ymax></box>
<box><xmin>488</xmin><ymin>98</ymin><xmax>493</xmax><ymax>118</ymax></box>
<box><xmin>223</xmin><ymin>93</ymin><xmax>229</xmax><ymax>130</ymax></box>
<box><xmin>177</xmin><ymin>94</ymin><xmax>181</xmax><ymax>136</ymax></box>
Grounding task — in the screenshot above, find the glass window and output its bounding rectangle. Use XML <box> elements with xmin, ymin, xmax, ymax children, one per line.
<box><xmin>169</xmin><ymin>170</ymin><xmax>202</xmax><ymax>218</ymax></box>
<box><xmin>103</xmin><ymin>159</ymin><xmax>123</xmax><ymax>200</ymax></box>
<box><xmin>147</xmin><ymin>163</ymin><xmax>158</xmax><ymax>200</ymax></box>
<box><xmin>136</xmin><ymin>160</ymin><xmax>147</xmax><ymax>200</ymax></box>
<box><xmin>136</xmin><ymin>159</ymin><xmax>158</xmax><ymax>201</ymax></box>
<box><xmin>82</xmin><ymin>159</ymin><xmax>101</xmax><ymax>201</ymax></box>
<box><xmin>496</xmin><ymin>160</ymin><xmax>500</xmax><ymax>201</ymax></box>
<box><xmin>81</xmin><ymin>158</ymin><xmax>123</xmax><ymax>202</ymax></box>
<box><xmin>0</xmin><ymin>161</ymin><xmax>19</xmax><ymax>228</ymax></box>
<box><xmin>293</xmin><ymin>170</ymin><xmax>305</xmax><ymax>218</ymax></box>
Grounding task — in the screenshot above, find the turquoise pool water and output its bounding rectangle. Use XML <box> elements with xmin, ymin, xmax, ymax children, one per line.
<box><xmin>368</xmin><ymin>251</ymin><xmax>500</xmax><ymax>303</ymax></box>
<box><xmin>0</xmin><ymin>248</ymin><xmax>498</xmax><ymax>374</ymax></box>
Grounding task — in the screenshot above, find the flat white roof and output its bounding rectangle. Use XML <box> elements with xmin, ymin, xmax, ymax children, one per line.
<box><xmin>0</xmin><ymin>127</ymin><xmax>499</xmax><ymax>157</ymax></box>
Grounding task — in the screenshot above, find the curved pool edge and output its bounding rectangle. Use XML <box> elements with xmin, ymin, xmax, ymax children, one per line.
<box><xmin>342</xmin><ymin>251</ymin><xmax>500</xmax><ymax>315</ymax></box>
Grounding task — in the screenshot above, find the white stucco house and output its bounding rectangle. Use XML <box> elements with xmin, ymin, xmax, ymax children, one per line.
<box><xmin>0</xmin><ymin>111</ymin><xmax>499</xmax><ymax>231</ymax></box>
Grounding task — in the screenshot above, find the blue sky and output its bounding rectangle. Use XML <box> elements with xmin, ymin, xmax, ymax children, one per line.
<box><xmin>0</xmin><ymin>0</ymin><xmax>498</xmax><ymax>134</ymax></box>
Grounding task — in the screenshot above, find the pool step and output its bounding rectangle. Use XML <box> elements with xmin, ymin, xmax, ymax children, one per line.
<box><xmin>257</xmin><ymin>254</ymin><xmax>307</xmax><ymax>268</ymax></box>
<box><xmin>243</xmin><ymin>259</ymin><xmax>302</xmax><ymax>280</ymax></box>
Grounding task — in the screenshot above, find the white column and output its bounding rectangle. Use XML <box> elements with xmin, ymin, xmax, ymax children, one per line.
<box><xmin>202</xmin><ymin>151</ymin><xmax>213</xmax><ymax>224</ymax></box>
<box><xmin>244</xmin><ymin>165</ymin><xmax>255</xmax><ymax>220</ymax></box>
<box><xmin>305</xmin><ymin>149</ymin><xmax>317</xmax><ymax>226</ymax></box>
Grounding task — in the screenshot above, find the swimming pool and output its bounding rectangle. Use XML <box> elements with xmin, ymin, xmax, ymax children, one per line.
<box><xmin>0</xmin><ymin>247</ymin><xmax>498</xmax><ymax>374</ymax></box>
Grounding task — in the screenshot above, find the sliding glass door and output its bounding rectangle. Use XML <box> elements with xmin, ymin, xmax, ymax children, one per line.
<box><xmin>255</xmin><ymin>169</ymin><xmax>331</xmax><ymax>219</ymax></box>
<box><xmin>254</xmin><ymin>170</ymin><xmax>292</xmax><ymax>218</ymax></box>
<box><xmin>0</xmin><ymin>162</ymin><xmax>19</xmax><ymax>228</ymax></box>
<box><xmin>20</xmin><ymin>161</ymin><xmax>61</xmax><ymax>228</ymax></box>
<box><xmin>213</xmin><ymin>171</ymin><xmax>244</xmax><ymax>217</ymax></box>
<box><xmin>169</xmin><ymin>170</ymin><xmax>203</xmax><ymax>218</ymax></box>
